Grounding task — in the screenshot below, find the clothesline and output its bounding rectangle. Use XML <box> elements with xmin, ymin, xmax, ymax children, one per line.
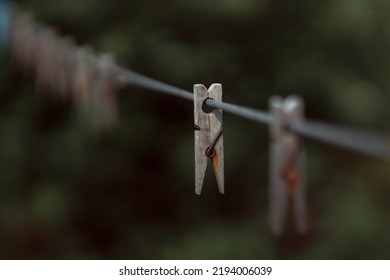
<box><xmin>112</xmin><ymin>65</ymin><xmax>390</xmax><ymax>160</ymax></box>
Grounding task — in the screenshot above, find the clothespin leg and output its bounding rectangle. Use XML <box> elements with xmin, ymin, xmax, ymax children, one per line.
<box><xmin>208</xmin><ymin>83</ymin><xmax>224</xmax><ymax>194</ymax></box>
<box><xmin>194</xmin><ymin>84</ymin><xmax>210</xmax><ymax>195</ymax></box>
<box><xmin>292</xmin><ymin>149</ymin><xmax>307</xmax><ymax>234</ymax></box>
<box><xmin>285</xmin><ymin>96</ymin><xmax>308</xmax><ymax>234</ymax></box>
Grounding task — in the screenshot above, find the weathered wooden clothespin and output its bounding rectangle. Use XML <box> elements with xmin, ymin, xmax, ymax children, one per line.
<box><xmin>10</xmin><ymin>10</ymin><xmax>36</xmax><ymax>73</ymax></box>
<box><xmin>0</xmin><ymin>0</ymin><xmax>10</xmax><ymax>51</ymax></box>
<box><xmin>91</xmin><ymin>53</ymin><xmax>119</xmax><ymax>128</ymax></box>
<box><xmin>35</xmin><ymin>26</ymin><xmax>58</xmax><ymax>92</ymax></box>
<box><xmin>269</xmin><ymin>96</ymin><xmax>307</xmax><ymax>235</ymax></box>
<box><xmin>72</xmin><ymin>46</ymin><xmax>95</xmax><ymax>112</ymax></box>
<box><xmin>194</xmin><ymin>84</ymin><xmax>224</xmax><ymax>195</ymax></box>
<box><xmin>55</xmin><ymin>36</ymin><xmax>76</xmax><ymax>99</ymax></box>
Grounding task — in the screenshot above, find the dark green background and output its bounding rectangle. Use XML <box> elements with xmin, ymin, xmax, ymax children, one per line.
<box><xmin>0</xmin><ymin>0</ymin><xmax>390</xmax><ymax>259</ymax></box>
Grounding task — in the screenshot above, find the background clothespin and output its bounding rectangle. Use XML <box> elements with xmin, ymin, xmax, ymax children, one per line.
<box><xmin>269</xmin><ymin>96</ymin><xmax>307</xmax><ymax>235</ymax></box>
<box><xmin>72</xmin><ymin>46</ymin><xmax>95</xmax><ymax>114</ymax></box>
<box><xmin>0</xmin><ymin>0</ymin><xmax>10</xmax><ymax>51</ymax></box>
<box><xmin>10</xmin><ymin>10</ymin><xmax>36</xmax><ymax>73</ymax></box>
<box><xmin>55</xmin><ymin>36</ymin><xmax>76</xmax><ymax>100</ymax></box>
<box><xmin>91</xmin><ymin>53</ymin><xmax>119</xmax><ymax>128</ymax></box>
<box><xmin>194</xmin><ymin>84</ymin><xmax>224</xmax><ymax>195</ymax></box>
<box><xmin>35</xmin><ymin>26</ymin><xmax>58</xmax><ymax>92</ymax></box>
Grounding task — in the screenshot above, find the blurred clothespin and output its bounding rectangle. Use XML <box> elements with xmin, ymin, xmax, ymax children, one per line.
<box><xmin>194</xmin><ymin>84</ymin><xmax>224</xmax><ymax>195</ymax></box>
<box><xmin>35</xmin><ymin>26</ymin><xmax>58</xmax><ymax>92</ymax></box>
<box><xmin>91</xmin><ymin>53</ymin><xmax>119</xmax><ymax>128</ymax></box>
<box><xmin>72</xmin><ymin>46</ymin><xmax>95</xmax><ymax>112</ymax></box>
<box><xmin>10</xmin><ymin>10</ymin><xmax>36</xmax><ymax>73</ymax></box>
<box><xmin>269</xmin><ymin>96</ymin><xmax>307</xmax><ymax>235</ymax></box>
<box><xmin>55</xmin><ymin>36</ymin><xmax>76</xmax><ymax>99</ymax></box>
<box><xmin>0</xmin><ymin>0</ymin><xmax>10</xmax><ymax>51</ymax></box>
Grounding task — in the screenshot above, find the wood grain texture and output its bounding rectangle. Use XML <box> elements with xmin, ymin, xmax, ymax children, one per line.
<box><xmin>209</xmin><ymin>84</ymin><xmax>224</xmax><ymax>194</ymax></box>
<box><xmin>194</xmin><ymin>84</ymin><xmax>209</xmax><ymax>195</ymax></box>
<box><xmin>194</xmin><ymin>83</ymin><xmax>224</xmax><ymax>195</ymax></box>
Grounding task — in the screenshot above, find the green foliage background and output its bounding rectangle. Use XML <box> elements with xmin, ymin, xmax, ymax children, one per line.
<box><xmin>1</xmin><ymin>0</ymin><xmax>390</xmax><ymax>259</ymax></box>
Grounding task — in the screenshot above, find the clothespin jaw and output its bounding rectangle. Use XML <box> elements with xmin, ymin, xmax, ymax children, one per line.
<box><xmin>194</xmin><ymin>83</ymin><xmax>224</xmax><ymax>195</ymax></box>
<box><xmin>269</xmin><ymin>95</ymin><xmax>307</xmax><ymax>235</ymax></box>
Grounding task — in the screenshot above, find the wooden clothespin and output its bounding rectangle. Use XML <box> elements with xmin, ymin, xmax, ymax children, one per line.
<box><xmin>10</xmin><ymin>10</ymin><xmax>36</xmax><ymax>73</ymax></box>
<box><xmin>0</xmin><ymin>0</ymin><xmax>10</xmax><ymax>51</ymax></box>
<box><xmin>72</xmin><ymin>46</ymin><xmax>95</xmax><ymax>113</ymax></box>
<box><xmin>194</xmin><ymin>84</ymin><xmax>224</xmax><ymax>195</ymax></box>
<box><xmin>35</xmin><ymin>26</ymin><xmax>58</xmax><ymax>92</ymax></box>
<box><xmin>55</xmin><ymin>36</ymin><xmax>76</xmax><ymax>99</ymax></box>
<box><xmin>91</xmin><ymin>53</ymin><xmax>119</xmax><ymax>128</ymax></box>
<box><xmin>9</xmin><ymin>8</ymin><xmax>23</xmax><ymax>66</ymax></box>
<box><xmin>269</xmin><ymin>96</ymin><xmax>307</xmax><ymax>235</ymax></box>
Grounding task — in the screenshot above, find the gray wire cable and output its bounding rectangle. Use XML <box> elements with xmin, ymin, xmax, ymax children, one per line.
<box><xmin>115</xmin><ymin>66</ymin><xmax>273</xmax><ymax>125</ymax></box>
<box><xmin>205</xmin><ymin>98</ymin><xmax>272</xmax><ymax>125</ymax></box>
<box><xmin>114</xmin><ymin>64</ymin><xmax>390</xmax><ymax>161</ymax></box>
<box><xmin>290</xmin><ymin>120</ymin><xmax>390</xmax><ymax>160</ymax></box>
<box><xmin>115</xmin><ymin>66</ymin><xmax>194</xmax><ymax>101</ymax></box>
